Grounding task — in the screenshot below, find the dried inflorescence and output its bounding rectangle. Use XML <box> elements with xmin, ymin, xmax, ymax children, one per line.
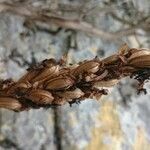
<box><xmin>0</xmin><ymin>44</ymin><xmax>150</xmax><ymax>111</ymax></box>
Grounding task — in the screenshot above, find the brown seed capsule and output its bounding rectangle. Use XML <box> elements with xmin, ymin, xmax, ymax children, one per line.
<box><xmin>129</xmin><ymin>61</ymin><xmax>150</xmax><ymax>68</ymax></box>
<box><xmin>45</xmin><ymin>76</ymin><xmax>74</xmax><ymax>90</ymax></box>
<box><xmin>56</xmin><ymin>88</ymin><xmax>84</xmax><ymax>100</ymax></box>
<box><xmin>94</xmin><ymin>79</ymin><xmax>119</xmax><ymax>87</ymax></box>
<box><xmin>0</xmin><ymin>97</ymin><xmax>22</xmax><ymax>111</ymax></box>
<box><xmin>18</xmin><ymin>70</ymin><xmax>39</xmax><ymax>83</ymax></box>
<box><xmin>25</xmin><ymin>89</ymin><xmax>54</xmax><ymax>104</ymax></box>
<box><xmin>128</xmin><ymin>55</ymin><xmax>150</xmax><ymax>68</ymax></box>
<box><xmin>128</xmin><ymin>49</ymin><xmax>150</xmax><ymax>62</ymax></box>
<box><xmin>31</xmin><ymin>65</ymin><xmax>59</xmax><ymax>84</ymax></box>
<box><xmin>72</xmin><ymin>60</ymin><xmax>100</xmax><ymax>76</ymax></box>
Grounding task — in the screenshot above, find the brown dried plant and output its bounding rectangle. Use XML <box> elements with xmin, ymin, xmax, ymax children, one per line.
<box><xmin>0</xmin><ymin>44</ymin><xmax>150</xmax><ymax>112</ymax></box>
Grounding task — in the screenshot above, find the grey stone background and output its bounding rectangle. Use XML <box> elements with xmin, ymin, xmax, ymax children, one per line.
<box><xmin>0</xmin><ymin>0</ymin><xmax>149</xmax><ymax>150</ymax></box>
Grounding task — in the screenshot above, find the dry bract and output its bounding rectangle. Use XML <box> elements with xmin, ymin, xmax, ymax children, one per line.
<box><xmin>7</xmin><ymin>81</ymin><xmax>32</xmax><ymax>95</ymax></box>
<box><xmin>52</xmin><ymin>98</ymin><xmax>66</xmax><ymax>105</ymax></box>
<box><xmin>102</xmin><ymin>54</ymin><xmax>120</xmax><ymax>65</ymax></box>
<box><xmin>94</xmin><ymin>79</ymin><xmax>119</xmax><ymax>87</ymax></box>
<box><xmin>16</xmin><ymin>81</ymin><xmax>32</xmax><ymax>89</ymax></box>
<box><xmin>120</xmin><ymin>66</ymin><xmax>136</xmax><ymax>75</ymax></box>
<box><xmin>118</xmin><ymin>43</ymin><xmax>130</xmax><ymax>55</ymax></box>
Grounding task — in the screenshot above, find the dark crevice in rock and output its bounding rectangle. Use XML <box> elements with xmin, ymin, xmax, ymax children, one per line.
<box><xmin>53</xmin><ymin>107</ymin><xmax>62</xmax><ymax>150</ymax></box>
<box><xmin>0</xmin><ymin>138</ymin><xmax>21</xmax><ymax>150</ymax></box>
<box><xmin>117</xmin><ymin>83</ymin><xmax>132</xmax><ymax>106</ymax></box>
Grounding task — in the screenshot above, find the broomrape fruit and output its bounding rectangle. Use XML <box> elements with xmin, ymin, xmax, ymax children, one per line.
<box><xmin>25</xmin><ymin>89</ymin><xmax>54</xmax><ymax>104</ymax></box>
<box><xmin>56</xmin><ymin>88</ymin><xmax>84</xmax><ymax>100</ymax></box>
<box><xmin>31</xmin><ymin>65</ymin><xmax>59</xmax><ymax>83</ymax></box>
<box><xmin>128</xmin><ymin>49</ymin><xmax>150</xmax><ymax>62</ymax></box>
<box><xmin>18</xmin><ymin>70</ymin><xmax>39</xmax><ymax>83</ymax></box>
<box><xmin>0</xmin><ymin>97</ymin><xmax>22</xmax><ymax>111</ymax></box>
<box><xmin>128</xmin><ymin>55</ymin><xmax>150</xmax><ymax>68</ymax></box>
<box><xmin>45</xmin><ymin>76</ymin><xmax>74</xmax><ymax>90</ymax></box>
<box><xmin>72</xmin><ymin>60</ymin><xmax>100</xmax><ymax>76</ymax></box>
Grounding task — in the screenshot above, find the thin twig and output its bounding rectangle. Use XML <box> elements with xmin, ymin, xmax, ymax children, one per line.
<box><xmin>0</xmin><ymin>2</ymin><xmax>144</xmax><ymax>41</ymax></box>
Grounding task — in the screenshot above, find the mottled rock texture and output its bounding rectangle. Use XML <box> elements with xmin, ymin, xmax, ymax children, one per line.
<box><xmin>0</xmin><ymin>0</ymin><xmax>150</xmax><ymax>150</ymax></box>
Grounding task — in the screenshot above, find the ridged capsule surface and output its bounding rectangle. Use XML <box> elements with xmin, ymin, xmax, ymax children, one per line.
<box><xmin>128</xmin><ymin>50</ymin><xmax>150</xmax><ymax>62</ymax></box>
<box><xmin>32</xmin><ymin>65</ymin><xmax>59</xmax><ymax>83</ymax></box>
<box><xmin>45</xmin><ymin>76</ymin><xmax>74</xmax><ymax>90</ymax></box>
<box><xmin>56</xmin><ymin>88</ymin><xmax>84</xmax><ymax>100</ymax></box>
<box><xmin>72</xmin><ymin>60</ymin><xmax>100</xmax><ymax>76</ymax></box>
<box><xmin>25</xmin><ymin>89</ymin><xmax>54</xmax><ymax>104</ymax></box>
<box><xmin>0</xmin><ymin>97</ymin><xmax>22</xmax><ymax>111</ymax></box>
<box><xmin>128</xmin><ymin>55</ymin><xmax>150</xmax><ymax>68</ymax></box>
<box><xmin>18</xmin><ymin>70</ymin><xmax>39</xmax><ymax>83</ymax></box>
<box><xmin>102</xmin><ymin>54</ymin><xmax>120</xmax><ymax>65</ymax></box>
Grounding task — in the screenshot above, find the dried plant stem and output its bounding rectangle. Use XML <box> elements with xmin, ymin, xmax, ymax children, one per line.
<box><xmin>0</xmin><ymin>2</ymin><xmax>142</xmax><ymax>41</ymax></box>
<box><xmin>0</xmin><ymin>44</ymin><xmax>150</xmax><ymax>111</ymax></box>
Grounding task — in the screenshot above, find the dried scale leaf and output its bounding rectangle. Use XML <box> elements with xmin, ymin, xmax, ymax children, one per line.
<box><xmin>85</xmin><ymin>69</ymin><xmax>108</xmax><ymax>82</ymax></box>
<box><xmin>102</xmin><ymin>54</ymin><xmax>120</xmax><ymax>65</ymax></box>
<box><xmin>94</xmin><ymin>79</ymin><xmax>119</xmax><ymax>87</ymax></box>
<box><xmin>0</xmin><ymin>97</ymin><xmax>22</xmax><ymax>111</ymax></box>
<box><xmin>0</xmin><ymin>79</ymin><xmax>14</xmax><ymax>90</ymax></box>
<box><xmin>16</xmin><ymin>81</ymin><xmax>32</xmax><ymax>89</ymax></box>
<box><xmin>52</xmin><ymin>97</ymin><xmax>67</xmax><ymax>105</ymax></box>
<box><xmin>7</xmin><ymin>81</ymin><xmax>32</xmax><ymax>95</ymax></box>
<box><xmin>83</xmin><ymin>88</ymin><xmax>108</xmax><ymax>100</ymax></box>
<box><xmin>24</xmin><ymin>89</ymin><xmax>54</xmax><ymax>104</ymax></box>
<box><xmin>118</xmin><ymin>43</ymin><xmax>130</xmax><ymax>55</ymax></box>
<box><xmin>120</xmin><ymin>66</ymin><xmax>137</xmax><ymax>76</ymax></box>
<box><xmin>94</xmin><ymin>70</ymin><xmax>108</xmax><ymax>81</ymax></box>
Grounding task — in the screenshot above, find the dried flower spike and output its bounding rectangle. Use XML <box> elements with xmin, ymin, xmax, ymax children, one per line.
<box><xmin>0</xmin><ymin>45</ymin><xmax>149</xmax><ymax>111</ymax></box>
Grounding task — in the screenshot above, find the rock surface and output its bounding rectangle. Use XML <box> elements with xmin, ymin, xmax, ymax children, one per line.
<box><xmin>0</xmin><ymin>0</ymin><xmax>150</xmax><ymax>150</ymax></box>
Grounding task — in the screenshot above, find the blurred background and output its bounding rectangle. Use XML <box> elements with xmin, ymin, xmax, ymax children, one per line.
<box><xmin>0</xmin><ymin>0</ymin><xmax>150</xmax><ymax>150</ymax></box>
